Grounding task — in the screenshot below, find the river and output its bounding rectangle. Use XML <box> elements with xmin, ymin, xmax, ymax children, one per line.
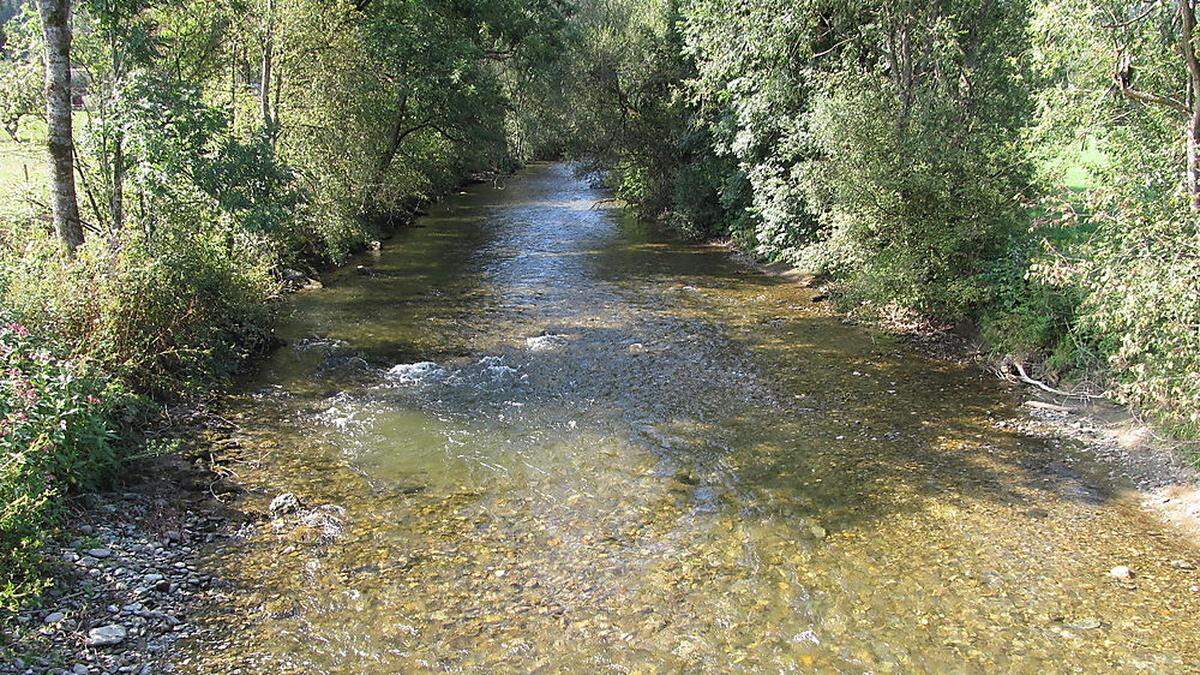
<box><xmin>179</xmin><ymin>163</ymin><xmax>1200</xmax><ymax>672</ymax></box>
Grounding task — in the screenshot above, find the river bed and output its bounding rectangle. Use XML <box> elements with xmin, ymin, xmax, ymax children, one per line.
<box><xmin>178</xmin><ymin>163</ymin><xmax>1200</xmax><ymax>672</ymax></box>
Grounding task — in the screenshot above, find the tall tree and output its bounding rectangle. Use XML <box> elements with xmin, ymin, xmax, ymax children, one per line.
<box><xmin>36</xmin><ymin>0</ymin><xmax>83</xmax><ymax>254</ymax></box>
<box><xmin>1108</xmin><ymin>0</ymin><xmax>1200</xmax><ymax>208</ymax></box>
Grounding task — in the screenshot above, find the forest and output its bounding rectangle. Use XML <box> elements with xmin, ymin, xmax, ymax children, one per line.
<box><xmin>1</xmin><ymin>0</ymin><xmax>1199</xmax><ymax>661</ymax></box>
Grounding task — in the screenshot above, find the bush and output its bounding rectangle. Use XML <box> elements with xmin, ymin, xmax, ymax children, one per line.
<box><xmin>1052</xmin><ymin>195</ymin><xmax>1200</xmax><ymax>433</ymax></box>
<box><xmin>803</xmin><ymin>83</ymin><xmax>1031</xmax><ymax>322</ymax></box>
<box><xmin>2</xmin><ymin>226</ymin><xmax>277</xmax><ymax>400</ymax></box>
<box><xmin>1</xmin><ymin>320</ymin><xmax>115</xmax><ymax>611</ymax></box>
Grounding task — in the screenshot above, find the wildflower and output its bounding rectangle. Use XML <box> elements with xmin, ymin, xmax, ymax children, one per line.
<box><xmin>5</xmin><ymin>322</ymin><xmax>29</xmax><ymax>337</ymax></box>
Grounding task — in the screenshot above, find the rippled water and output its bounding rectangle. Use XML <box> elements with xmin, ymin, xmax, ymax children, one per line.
<box><xmin>181</xmin><ymin>163</ymin><xmax>1200</xmax><ymax>672</ymax></box>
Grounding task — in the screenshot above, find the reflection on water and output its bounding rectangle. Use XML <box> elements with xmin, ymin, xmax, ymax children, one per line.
<box><xmin>182</xmin><ymin>164</ymin><xmax>1200</xmax><ymax>672</ymax></box>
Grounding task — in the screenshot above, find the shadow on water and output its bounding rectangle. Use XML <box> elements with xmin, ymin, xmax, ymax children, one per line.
<box><xmin>181</xmin><ymin>163</ymin><xmax>1200</xmax><ymax>673</ymax></box>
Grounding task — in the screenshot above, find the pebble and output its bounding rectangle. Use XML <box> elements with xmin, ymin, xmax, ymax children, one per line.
<box><xmin>43</xmin><ymin>611</ymin><xmax>66</xmax><ymax>624</ymax></box>
<box><xmin>1109</xmin><ymin>565</ymin><xmax>1133</xmax><ymax>580</ymax></box>
<box><xmin>72</xmin><ymin>664</ymin><xmax>91</xmax><ymax>675</ymax></box>
<box><xmin>87</xmin><ymin>548</ymin><xmax>113</xmax><ymax>559</ymax></box>
<box><xmin>86</xmin><ymin>624</ymin><xmax>128</xmax><ymax>647</ymax></box>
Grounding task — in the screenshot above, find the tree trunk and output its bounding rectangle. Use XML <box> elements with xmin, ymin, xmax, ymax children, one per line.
<box><xmin>110</xmin><ymin>135</ymin><xmax>124</xmax><ymax>229</ymax></box>
<box><xmin>1180</xmin><ymin>0</ymin><xmax>1200</xmax><ymax>208</ymax></box>
<box><xmin>37</xmin><ymin>0</ymin><xmax>83</xmax><ymax>255</ymax></box>
<box><xmin>260</xmin><ymin>0</ymin><xmax>274</xmax><ymax>127</ymax></box>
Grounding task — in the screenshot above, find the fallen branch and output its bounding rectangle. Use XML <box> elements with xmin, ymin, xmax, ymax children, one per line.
<box><xmin>1022</xmin><ymin>399</ymin><xmax>1076</xmax><ymax>413</ymax></box>
<box><xmin>1007</xmin><ymin>360</ymin><xmax>1097</xmax><ymax>400</ymax></box>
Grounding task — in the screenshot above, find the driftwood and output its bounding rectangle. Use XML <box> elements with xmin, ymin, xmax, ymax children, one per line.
<box><xmin>999</xmin><ymin>358</ymin><xmax>1097</xmax><ymax>400</ymax></box>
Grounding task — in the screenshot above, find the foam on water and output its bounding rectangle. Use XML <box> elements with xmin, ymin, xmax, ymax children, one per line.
<box><xmin>385</xmin><ymin>361</ymin><xmax>447</xmax><ymax>384</ymax></box>
<box><xmin>525</xmin><ymin>333</ymin><xmax>569</xmax><ymax>352</ymax></box>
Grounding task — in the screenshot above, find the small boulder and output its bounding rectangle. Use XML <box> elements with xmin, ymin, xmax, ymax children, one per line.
<box><xmin>269</xmin><ymin>492</ymin><xmax>302</xmax><ymax>518</ymax></box>
<box><xmin>281</xmin><ymin>268</ymin><xmax>307</xmax><ymax>284</ymax></box>
<box><xmin>85</xmin><ymin>623</ymin><xmax>128</xmax><ymax>647</ymax></box>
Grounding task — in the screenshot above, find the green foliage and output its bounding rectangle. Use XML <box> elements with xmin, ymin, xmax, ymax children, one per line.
<box><xmin>1028</xmin><ymin>0</ymin><xmax>1200</xmax><ymax>431</ymax></box>
<box><xmin>803</xmin><ymin>73</ymin><xmax>1032</xmax><ymax>321</ymax></box>
<box><xmin>570</xmin><ymin>0</ymin><xmax>1035</xmax><ymax>321</ymax></box>
<box><xmin>1</xmin><ymin>319</ymin><xmax>115</xmax><ymax>611</ymax></box>
<box><xmin>0</xmin><ymin>6</ymin><xmax>42</xmax><ymax>141</ymax></box>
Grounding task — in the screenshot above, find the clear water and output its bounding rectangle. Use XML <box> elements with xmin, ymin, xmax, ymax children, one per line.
<box><xmin>181</xmin><ymin>163</ymin><xmax>1200</xmax><ymax>672</ymax></box>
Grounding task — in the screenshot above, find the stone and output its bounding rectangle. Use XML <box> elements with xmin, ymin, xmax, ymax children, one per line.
<box><xmin>269</xmin><ymin>492</ymin><xmax>301</xmax><ymax>517</ymax></box>
<box><xmin>86</xmin><ymin>624</ymin><xmax>128</xmax><ymax>647</ymax></box>
<box><xmin>281</xmin><ymin>268</ymin><xmax>306</xmax><ymax>283</ymax></box>
<box><xmin>1109</xmin><ymin>565</ymin><xmax>1133</xmax><ymax>580</ymax></box>
<box><xmin>43</xmin><ymin>611</ymin><xmax>65</xmax><ymax>624</ymax></box>
<box><xmin>86</xmin><ymin>548</ymin><xmax>112</xmax><ymax>559</ymax></box>
<box><xmin>72</xmin><ymin>664</ymin><xmax>90</xmax><ymax>675</ymax></box>
<box><xmin>1171</xmin><ymin>559</ymin><xmax>1196</xmax><ymax>570</ymax></box>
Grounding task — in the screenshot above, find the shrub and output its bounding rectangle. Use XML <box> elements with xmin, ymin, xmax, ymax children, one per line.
<box><xmin>803</xmin><ymin>82</ymin><xmax>1031</xmax><ymax>322</ymax></box>
<box><xmin>1</xmin><ymin>320</ymin><xmax>115</xmax><ymax>611</ymax></box>
<box><xmin>1048</xmin><ymin>194</ymin><xmax>1200</xmax><ymax>433</ymax></box>
<box><xmin>2</xmin><ymin>226</ymin><xmax>277</xmax><ymax>400</ymax></box>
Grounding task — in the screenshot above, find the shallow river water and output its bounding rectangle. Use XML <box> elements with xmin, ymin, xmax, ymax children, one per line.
<box><xmin>181</xmin><ymin>163</ymin><xmax>1200</xmax><ymax>672</ymax></box>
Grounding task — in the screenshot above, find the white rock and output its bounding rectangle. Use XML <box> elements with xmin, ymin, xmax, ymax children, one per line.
<box><xmin>268</xmin><ymin>492</ymin><xmax>301</xmax><ymax>517</ymax></box>
<box><xmin>86</xmin><ymin>623</ymin><xmax>128</xmax><ymax>646</ymax></box>
<box><xmin>1109</xmin><ymin>565</ymin><xmax>1133</xmax><ymax>580</ymax></box>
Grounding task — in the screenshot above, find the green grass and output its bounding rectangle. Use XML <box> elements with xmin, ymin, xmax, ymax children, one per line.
<box><xmin>0</xmin><ymin>117</ymin><xmax>48</xmax><ymax>218</ymax></box>
<box><xmin>1056</xmin><ymin>138</ymin><xmax>1106</xmax><ymax>193</ymax></box>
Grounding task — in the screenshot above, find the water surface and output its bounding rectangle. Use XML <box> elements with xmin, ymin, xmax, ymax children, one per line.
<box><xmin>183</xmin><ymin>163</ymin><xmax>1200</xmax><ymax>672</ymax></box>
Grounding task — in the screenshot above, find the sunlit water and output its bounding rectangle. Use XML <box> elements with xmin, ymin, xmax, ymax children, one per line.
<box><xmin>180</xmin><ymin>164</ymin><xmax>1200</xmax><ymax>672</ymax></box>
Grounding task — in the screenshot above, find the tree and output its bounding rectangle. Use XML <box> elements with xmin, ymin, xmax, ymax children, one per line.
<box><xmin>1106</xmin><ymin>0</ymin><xmax>1200</xmax><ymax>208</ymax></box>
<box><xmin>36</xmin><ymin>0</ymin><xmax>83</xmax><ymax>255</ymax></box>
<box><xmin>0</xmin><ymin>9</ymin><xmax>42</xmax><ymax>142</ymax></box>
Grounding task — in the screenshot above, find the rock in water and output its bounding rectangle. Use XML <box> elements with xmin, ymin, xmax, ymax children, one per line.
<box><xmin>86</xmin><ymin>624</ymin><xmax>127</xmax><ymax>647</ymax></box>
<box><xmin>269</xmin><ymin>492</ymin><xmax>301</xmax><ymax>517</ymax></box>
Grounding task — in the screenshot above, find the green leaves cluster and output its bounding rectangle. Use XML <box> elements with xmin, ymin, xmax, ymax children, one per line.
<box><xmin>1</xmin><ymin>319</ymin><xmax>115</xmax><ymax>610</ymax></box>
